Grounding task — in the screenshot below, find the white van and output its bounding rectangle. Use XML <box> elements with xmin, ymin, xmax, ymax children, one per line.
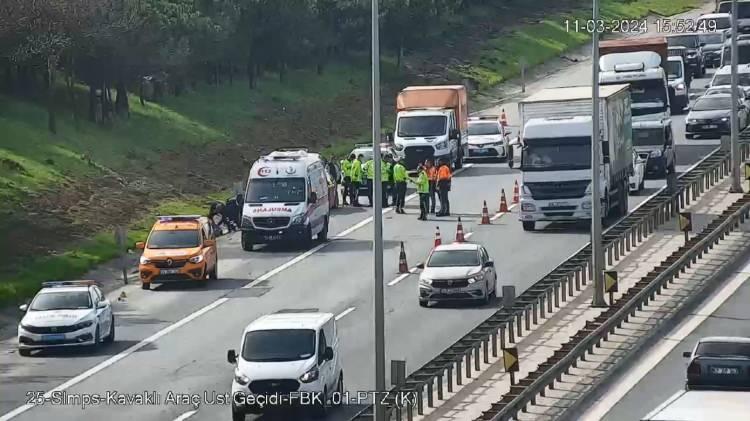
<box><xmin>240</xmin><ymin>148</ymin><xmax>330</xmax><ymax>251</ymax></box>
<box><xmin>227</xmin><ymin>311</ymin><xmax>343</xmax><ymax>419</ymax></box>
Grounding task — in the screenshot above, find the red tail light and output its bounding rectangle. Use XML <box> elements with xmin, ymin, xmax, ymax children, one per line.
<box><xmin>688</xmin><ymin>361</ymin><xmax>701</xmax><ymax>375</ymax></box>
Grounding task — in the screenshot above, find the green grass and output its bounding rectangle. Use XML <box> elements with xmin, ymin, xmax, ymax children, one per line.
<box><xmin>456</xmin><ymin>0</ymin><xmax>702</xmax><ymax>88</ymax></box>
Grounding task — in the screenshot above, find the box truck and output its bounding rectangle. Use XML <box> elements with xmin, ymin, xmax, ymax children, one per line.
<box><xmin>389</xmin><ymin>85</ymin><xmax>469</xmax><ymax>170</ymax></box>
<box><xmin>517</xmin><ymin>85</ymin><xmax>632</xmax><ymax>231</ymax></box>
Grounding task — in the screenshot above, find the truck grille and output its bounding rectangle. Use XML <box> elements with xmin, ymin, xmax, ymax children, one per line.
<box><xmin>248</xmin><ymin>379</ymin><xmax>300</xmax><ymax>394</ymax></box>
<box><xmin>404</xmin><ymin>146</ymin><xmax>436</xmax><ymax>169</ymax></box>
<box><xmin>432</xmin><ymin>279</ymin><xmax>469</xmax><ymax>288</ymax></box>
<box><xmin>526</xmin><ymin>180</ymin><xmax>589</xmax><ymax>200</ymax></box>
<box><xmin>253</xmin><ymin>217</ymin><xmax>290</xmax><ymax>229</ymax></box>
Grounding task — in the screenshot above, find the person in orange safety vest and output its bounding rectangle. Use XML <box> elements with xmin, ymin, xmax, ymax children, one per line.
<box><xmin>436</xmin><ymin>158</ymin><xmax>452</xmax><ymax>216</ymax></box>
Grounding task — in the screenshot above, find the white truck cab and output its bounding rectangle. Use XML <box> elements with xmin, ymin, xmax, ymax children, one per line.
<box><xmin>599</xmin><ymin>52</ymin><xmax>671</xmax><ymax>123</ymax></box>
<box><xmin>240</xmin><ymin>148</ymin><xmax>330</xmax><ymax>251</ymax></box>
<box><xmin>228</xmin><ymin>311</ymin><xmax>343</xmax><ymax>420</ymax></box>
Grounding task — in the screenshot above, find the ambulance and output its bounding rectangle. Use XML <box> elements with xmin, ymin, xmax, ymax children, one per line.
<box><xmin>240</xmin><ymin>148</ymin><xmax>331</xmax><ymax>251</ymax></box>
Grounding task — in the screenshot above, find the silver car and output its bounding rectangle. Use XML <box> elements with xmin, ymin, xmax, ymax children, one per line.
<box><xmin>417</xmin><ymin>243</ymin><xmax>497</xmax><ymax>307</ymax></box>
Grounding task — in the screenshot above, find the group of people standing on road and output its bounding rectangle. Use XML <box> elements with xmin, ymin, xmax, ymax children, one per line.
<box><xmin>339</xmin><ymin>154</ymin><xmax>452</xmax><ymax>221</ymax></box>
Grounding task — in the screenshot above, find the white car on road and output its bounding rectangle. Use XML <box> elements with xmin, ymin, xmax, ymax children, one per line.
<box><xmin>17</xmin><ymin>280</ymin><xmax>114</xmax><ymax>356</ymax></box>
<box><xmin>228</xmin><ymin>311</ymin><xmax>343</xmax><ymax>420</ymax></box>
<box><xmin>466</xmin><ymin>116</ymin><xmax>510</xmax><ymax>161</ymax></box>
<box><xmin>417</xmin><ymin>243</ymin><xmax>497</xmax><ymax>307</ymax></box>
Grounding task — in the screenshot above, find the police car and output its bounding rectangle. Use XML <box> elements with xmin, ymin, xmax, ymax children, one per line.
<box><xmin>17</xmin><ymin>281</ymin><xmax>115</xmax><ymax>356</ymax></box>
<box><xmin>467</xmin><ymin>116</ymin><xmax>510</xmax><ymax>161</ymax></box>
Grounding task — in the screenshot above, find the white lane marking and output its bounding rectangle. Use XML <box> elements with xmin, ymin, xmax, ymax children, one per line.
<box><xmin>335</xmin><ymin>307</ymin><xmax>356</xmax><ymax>320</ymax></box>
<box><xmin>172</xmin><ymin>409</ymin><xmax>198</xmax><ymax>421</ymax></box>
<box><xmin>388</xmin><ymin>267</ymin><xmax>420</xmax><ymax>286</ymax></box>
<box><xmin>578</xmin><ymin>260</ymin><xmax>750</xmax><ymax>421</ymax></box>
<box><xmin>0</xmin><ymin>164</ymin><xmax>477</xmax><ymax>421</ymax></box>
<box><xmin>0</xmin><ymin>298</ymin><xmax>228</xmax><ymax>421</ymax></box>
<box><xmin>491</xmin><ymin>203</ymin><xmax>517</xmax><ymax>221</ymax></box>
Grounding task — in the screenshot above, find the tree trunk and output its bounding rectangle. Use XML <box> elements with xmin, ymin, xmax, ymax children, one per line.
<box><xmin>247</xmin><ymin>60</ymin><xmax>255</xmax><ymax>89</ymax></box>
<box><xmin>115</xmin><ymin>80</ymin><xmax>129</xmax><ymax>117</ymax></box>
<box><xmin>397</xmin><ymin>39</ymin><xmax>404</xmax><ymax>70</ymax></box>
<box><xmin>89</xmin><ymin>84</ymin><xmax>97</xmax><ymax>122</ymax></box>
<box><xmin>228</xmin><ymin>60</ymin><xmax>233</xmax><ymax>86</ymax></box>
<box><xmin>47</xmin><ymin>55</ymin><xmax>57</xmax><ymax>134</ymax></box>
<box><xmin>279</xmin><ymin>61</ymin><xmax>286</xmax><ymax>83</ymax></box>
<box><xmin>67</xmin><ymin>56</ymin><xmax>79</xmax><ymax>128</ymax></box>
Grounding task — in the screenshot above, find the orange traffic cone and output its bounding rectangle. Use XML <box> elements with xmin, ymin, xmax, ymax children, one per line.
<box><xmin>500</xmin><ymin>109</ymin><xmax>508</xmax><ymax>127</ymax></box>
<box><xmin>481</xmin><ymin>201</ymin><xmax>491</xmax><ymax>225</ymax></box>
<box><xmin>512</xmin><ymin>180</ymin><xmax>520</xmax><ymax>205</ymax></box>
<box><xmin>455</xmin><ymin>217</ymin><xmax>465</xmax><ymax>243</ymax></box>
<box><xmin>434</xmin><ymin>227</ymin><xmax>442</xmax><ymax>248</ymax></box>
<box><xmin>398</xmin><ymin>241</ymin><xmax>409</xmax><ymax>274</ymax></box>
<box><xmin>499</xmin><ymin>189</ymin><xmax>509</xmax><ymax>213</ymax></box>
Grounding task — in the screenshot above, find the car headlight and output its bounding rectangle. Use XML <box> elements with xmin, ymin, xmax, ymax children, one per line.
<box><xmin>521</xmin><ymin>202</ymin><xmax>536</xmax><ymax>212</ymax></box>
<box><xmin>234</xmin><ymin>368</ymin><xmax>250</xmax><ymax>386</ymax></box>
<box><xmin>584</xmin><ymin>182</ymin><xmax>592</xmax><ymax>195</ymax></box>
<box><xmin>139</xmin><ymin>255</ymin><xmax>151</xmax><ymax>265</ymax></box>
<box><xmin>74</xmin><ymin>319</ymin><xmax>94</xmax><ymax>330</ymax></box>
<box><xmin>582</xmin><ymin>201</ymin><xmax>592</xmax><ymax>210</ymax></box>
<box><xmin>467</xmin><ymin>273</ymin><xmax>482</xmax><ymax>284</ymax></box>
<box><xmin>291</xmin><ymin>214</ymin><xmax>307</xmax><ymax>225</ymax></box>
<box><xmin>676</xmin><ymin>83</ymin><xmax>685</xmax><ymax>91</ymax></box>
<box><xmin>188</xmin><ymin>255</ymin><xmax>204</xmax><ymax>264</ymax></box>
<box><xmin>420</xmin><ymin>278</ymin><xmax>433</xmax><ymax>286</ymax></box>
<box><xmin>721</xmin><ymin>117</ymin><xmax>729</xmax><ymax>122</ymax></box>
<box><xmin>687</xmin><ymin>119</ymin><xmax>697</xmax><ymax>124</ymax></box>
<box><xmin>300</xmin><ymin>367</ymin><xmax>319</xmax><ymax>383</ymax></box>
<box><xmin>435</xmin><ymin>141</ymin><xmax>447</xmax><ymax>150</ymax></box>
<box><xmin>650</xmin><ymin>149</ymin><xmax>662</xmax><ymax>157</ymax></box>
<box><xmin>394</xmin><ymin>143</ymin><xmax>405</xmax><ymax>151</ymax></box>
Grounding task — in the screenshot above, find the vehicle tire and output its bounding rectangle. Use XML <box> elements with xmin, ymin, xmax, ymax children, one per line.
<box><xmin>333</xmin><ymin>372</ymin><xmax>344</xmax><ymax>406</ymax></box>
<box><xmin>312</xmin><ymin>387</ymin><xmax>328</xmax><ymax>419</ymax></box>
<box><xmin>419</xmin><ymin>299</ymin><xmax>429</xmax><ymax>308</ymax></box>
<box><xmin>479</xmin><ymin>282</ymin><xmax>491</xmax><ymax>305</ymax></box>
<box><xmin>209</xmin><ymin>261</ymin><xmax>218</xmax><ymax>280</ymax></box>
<box><xmin>455</xmin><ymin>148</ymin><xmax>464</xmax><ymax>170</ymax></box>
<box><xmin>302</xmin><ymin>225</ymin><xmax>314</xmax><ymax>249</ymax></box>
<box><xmin>241</xmin><ymin>231</ymin><xmax>254</xmax><ymax>252</ymax></box>
<box><xmin>332</xmin><ymin>189</ymin><xmax>339</xmax><ymax>210</ymax></box>
<box><xmin>141</xmin><ymin>282</ymin><xmax>150</xmax><ymax>290</ymax></box>
<box><xmin>103</xmin><ymin>315</ymin><xmax>115</xmax><ymax>343</ymax></box>
<box><xmin>639</xmin><ymin>178</ymin><xmax>645</xmax><ymax>192</ymax></box>
<box><xmin>317</xmin><ymin>217</ymin><xmax>329</xmax><ymax>242</ymax></box>
<box><xmin>91</xmin><ymin>325</ymin><xmax>100</xmax><ymax>351</ymax></box>
<box><xmin>522</xmin><ymin>221</ymin><xmax>535</xmax><ymax>231</ymax></box>
<box><xmin>619</xmin><ymin>182</ymin><xmax>629</xmax><ymax>217</ymax></box>
<box><xmin>231</xmin><ymin>404</ymin><xmax>246</xmax><ymax>421</ymax></box>
<box><xmin>18</xmin><ymin>348</ymin><xmax>31</xmax><ymax>357</ymax></box>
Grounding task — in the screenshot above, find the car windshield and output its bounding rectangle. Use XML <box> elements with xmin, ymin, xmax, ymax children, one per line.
<box><xmin>699</xmin><ymin>32</ymin><xmax>724</xmax><ymax>45</ymax></box>
<box><xmin>692</xmin><ymin>96</ymin><xmax>732</xmax><ymax>111</ymax></box>
<box><xmin>696</xmin><ymin>341</ymin><xmax>750</xmax><ymax>358</ymax></box>
<box><xmin>30</xmin><ymin>291</ymin><xmax>92</xmax><ymax>311</ymax></box>
<box><xmin>147</xmin><ymin>230</ymin><xmax>200</xmax><ymax>249</ymax></box>
<box><xmin>427</xmin><ymin>250</ymin><xmax>480</xmax><ymax>267</ymax></box>
<box><xmin>242</xmin><ymin>329</ymin><xmax>316</xmax><ymax>362</ymax></box>
<box><xmin>666</xmin><ymin>60</ymin><xmax>682</xmax><ymax>79</ymax></box>
<box><xmin>602</xmin><ymin>79</ymin><xmax>666</xmax><ymax>114</ymax></box>
<box><xmin>469</xmin><ymin>122</ymin><xmax>500</xmax><ymax>136</ymax></box>
<box><xmin>633</xmin><ymin>128</ymin><xmax>664</xmax><ymax>146</ymax></box>
<box><xmin>712</xmin><ymin>72</ymin><xmax>750</xmax><ymax>86</ymax></box>
<box><xmin>246</xmin><ymin>178</ymin><xmax>306</xmax><ymax>203</ymax></box>
<box><xmin>397</xmin><ymin>116</ymin><xmax>447</xmax><ymax>137</ymax></box>
<box><xmin>668</xmin><ymin>35</ymin><xmax>698</xmax><ymax>48</ymax></box>
<box><xmin>522</xmin><ymin>137</ymin><xmax>592</xmax><ymax>171</ymax></box>
<box><xmin>720</xmin><ymin>45</ymin><xmax>750</xmax><ymax>66</ymax></box>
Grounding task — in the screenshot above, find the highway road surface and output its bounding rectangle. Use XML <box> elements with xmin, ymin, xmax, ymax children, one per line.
<box><xmin>0</xmin><ymin>37</ymin><xmax>724</xmax><ymax>421</ymax></box>
<box><xmin>578</xmin><ymin>256</ymin><xmax>750</xmax><ymax>421</ymax></box>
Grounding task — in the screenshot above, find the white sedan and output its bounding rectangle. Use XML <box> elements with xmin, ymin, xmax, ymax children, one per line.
<box><xmin>416</xmin><ymin>243</ymin><xmax>497</xmax><ymax>307</ymax></box>
<box><xmin>466</xmin><ymin>117</ymin><xmax>510</xmax><ymax>161</ymax></box>
<box><xmin>630</xmin><ymin>151</ymin><xmax>647</xmax><ymax>193</ymax></box>
<box><xmin>17</xmin><ymin>281</ymin><xmax>114</xmax><ymax>356</ymax></box>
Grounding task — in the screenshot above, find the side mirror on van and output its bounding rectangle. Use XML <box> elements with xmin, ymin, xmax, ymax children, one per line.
<box><xmin>135</xmin><ymin>242</ymin><xmax>145</xmax><ymax>250</ymax></box>
<box><xmin>227</xmin><ymin>349</ymin><xmax>237</xmax><ymax>364</ymax></box>
<box><xmin>416</xmin><ymin>263</ymin><xmax>425</xmax><ymax>270</ymax></box>
<box><xmin>308</xmin><ymin>192</ymin><xmax>318</xmax><ymax>204</ymax></box>
<box><xmin>449</xmin><ymin>129</ymin><xmax>460</xmax><ymax>140</ymax></box>
<box><xmin>324</xmin><ymin>346</ymin><xmax>334</xmax><ymax>361</ymax></box>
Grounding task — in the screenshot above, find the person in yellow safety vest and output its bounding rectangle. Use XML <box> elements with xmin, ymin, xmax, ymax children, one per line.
<box><xmin>392</xmin><ymin>157</ymin><xmax>408</xmax><ymax>214</ymax></box>
<box><xmin>363</xmin><ymin>157</ymin><xmax>375</xmax><ymax>207</ymax></box>
<box><xmin>340</xmin><ymin>154</ymin><xmax>354</xmax><ymax>206</ymax></box>
<box><xmin>381</xmin><ymin>155</ymin><xmax>393</xmax><ymax>207</ymax></box>
<box><xmin>350</xmin><ymin>154</ymin><xmax>363</xmax><ymax>207</ymax></box>
<box><xmin>410</xmin><ymin>164</ymin><xmax>430</xmax><ymax>220</ymax></box>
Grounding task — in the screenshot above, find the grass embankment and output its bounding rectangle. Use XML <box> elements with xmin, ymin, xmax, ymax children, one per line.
<box><xmin>456</xmin><ymin>0</ymin><xmax>703</xmax><ymax>88</ymax></box>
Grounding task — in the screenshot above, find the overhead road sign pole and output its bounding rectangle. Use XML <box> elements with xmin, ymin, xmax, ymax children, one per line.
<box><xmin>371</xmin><ymin>0</ymin><xmax>387</xmax><ymax>420</ymax></box>
<box><xmin>591</xmin><ymin>0</ymin><xmax>607</xmax><ymax>307</ymax></box>
<box><xmin>731</xmin><ymin>0</ymin><xmax>743</xmax><ymax>193</ymax></box>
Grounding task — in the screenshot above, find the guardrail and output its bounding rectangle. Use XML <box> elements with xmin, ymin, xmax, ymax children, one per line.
<box><xmin>349</xmin><ymin>136</ymin><xmax>750</xmax><ymax>421</ymax></box>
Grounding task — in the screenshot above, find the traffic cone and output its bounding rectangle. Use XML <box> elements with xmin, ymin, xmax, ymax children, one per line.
<box><xmin>481</xmin><ymin>201</ymin><xmax>491</xmax><ymax>225</ymax></box>
<box><xmin>500</xmin><ymin>109</ymin><xmax>508</xmax><ymax>127</ymax></box>
<box><xmin>398</xmin><ymin>242</ymin><xmax>409</xmax><ymax>274</ymax></box>
<box><xmin>455</xmin><ymin>217</ymin><xmax>465</xmax><ymax>243</ymax></box>
<box><xmin>434</xmin><ymin>227</ymin><xmax>442</xmax><ymax>248</ymax></box>
<box><xmin>512</xmin><ymin>180</ymin><xmax>520</xmax><ymax>205</ymax></box>
<box><xmin>499</xmin><ymin>189</ymin><xmax>509</xmax><ymax>213</ymax></box>
<box><xmin>118</xmin><ymin>291</ymin><xmax>127</xmax><ymax>302</ymax></box>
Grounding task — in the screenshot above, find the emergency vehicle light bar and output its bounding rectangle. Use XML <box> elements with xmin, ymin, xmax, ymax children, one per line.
<box><xmin>157</xmin><ymin>215</ymin><xmax>201</xmax><ymax>222</ymax></box>
<box><xmin>42</xmin><ymin>280</ymin><xmax>99</xmax><ymax>288</ymax></box>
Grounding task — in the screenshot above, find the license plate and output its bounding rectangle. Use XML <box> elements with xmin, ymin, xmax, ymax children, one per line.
<box><xmin>441</xmin><ymin>289</ymin><xmax>458</xmax><ymax>294</ymax></box>
<box><xmin>474</xmin><ymin>148</ymin><xmax>488</xmax><ymax>154</ymax></box>
<box><xmin>42</xmin><ymin>334</ymin><xmax>65</xmax><ymax>341</ymax></box>
<box><xmin>711</xmin><ymin>366</ymin><xmax>739</xmax><ymax>375</ymax></box>
<box><xmin>160</xmin><ymin>269</ymin><xmax>180</xmax><ymax>275</ymax></box>
<box><xmin>264</xmin><ymin>235</ymin><xmax>282</xmax><ymax>241</ymax></box>
<box><xmin>703</xmin><ymin>124</ymin><xmax>718</xmax><ymax>129</ymax></box>
<box><xmin>549</xmin><ymin>202</ymin><xmax>568</xmax><ymax>207</ymax></box>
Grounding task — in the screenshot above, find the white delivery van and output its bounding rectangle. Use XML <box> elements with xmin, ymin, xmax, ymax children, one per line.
<box><xmin>240</xmin><ymin>148</ymin><xmax>330</xmax><ymax>251</ymax></box>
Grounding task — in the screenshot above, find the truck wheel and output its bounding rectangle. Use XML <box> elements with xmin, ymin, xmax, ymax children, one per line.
<box><xmin>317</xmin><ymin>217</ymin><xmax>329</xmax><ymax>242</ymax></box>
<box><xmin>241</xmin><ymin>232</ymin><xmax>254</xmax><ymax>251</ymax></box>
<box><xmin>619</xmin><ymin>182</ymin><xmax>629</xmax><ymax>217</ymax></box>
<box><xmin>454</xmin><ymin>148</ymin><xmax>464</xmax><ymax>170</ymax></box>
<box><xmin>522</xmin><ymin>221</ymin><xmax>535</xmax><ymax>231</ymax></box>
